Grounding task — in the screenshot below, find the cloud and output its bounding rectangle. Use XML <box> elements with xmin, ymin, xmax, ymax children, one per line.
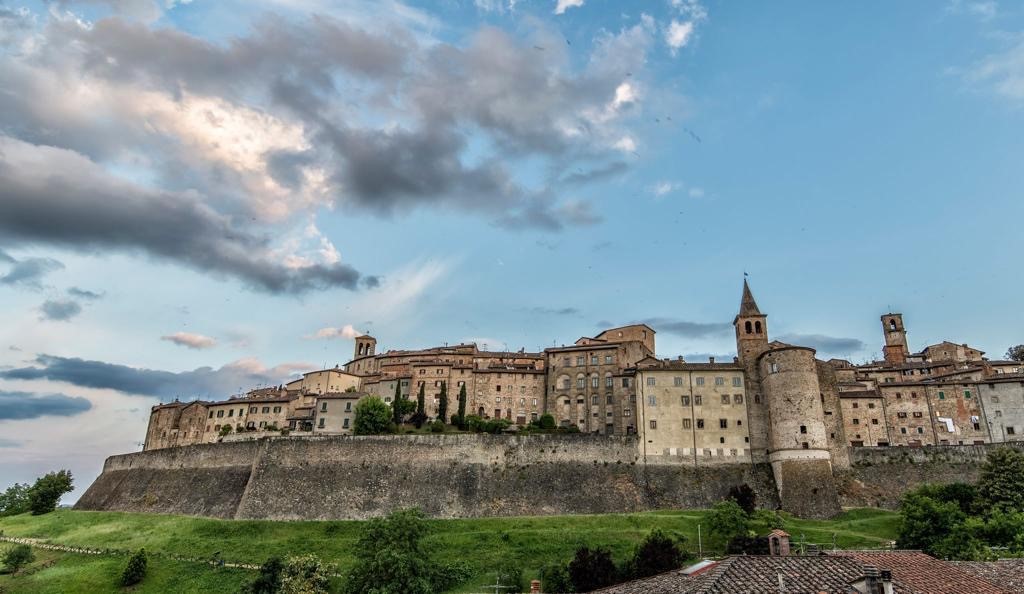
<box><xmin>0</xmin><ymin>437</ymin><xmax>20</xmax><ymax>448</ymax></box>
<box><xmin>962</xmin><ymin>38</ymin><xmax>1024</xmax><ymax>103</ymax></box>
<box><xmin>776</xmin><ymin>333</ymin><xmax>866</xmax><ymax>356</ymax></box>
<box><xmin>665</xmin><ymin>20</ymin><xmax>695</xmax><ymax>53</ymax></box>
<box><xmin>650</xmin><ymin>181</ymin><xmax>681</xmax><ymax>197</ymax></box>
<box><xmin>67</xmin><ymin>287</ymin><xmax>104</xmax><ymax>300</ymax></box>
<box><xmin>554</xmin><ymin>0</ymin><xmax>584</xmax><ymax>15</ymax></box>
<box><xmin>161</xmin><ymin>332</ymin><xmax>218</xmax><ymax>349</ymax></box>
<box><xmin>521</xmin><ymin>306</ymin><xmax>580</xmax><ymax>316</ymax></box>
<box><xmin>0</xmin><ymin>254</ymin><xmax>64</xmax><ymax>289</ymax></box>
<box><xmin>558</xmin><ymin>161</ymin><xmax>629</xmax><ymax>186</ymax></box>
<box><xmin>39</xmin><ymin>299</ymin><xmax>83</xmax><ymax>321</ymax></box>
<box><xmin>688</xmin><ymin>187</ymin><xmax>705</xmax><ymax>198</ymax></box>
<box><xmin>641</xmin><ymin>317</ymin><xmax>732</xmax><ymax>338</ymax></box>
<box><xmin>0</xmin><ymin>390</ymin><xmax>92</xmax><ymax>420</ymax></box>
<box><xmin>307</xmin><ymin>325</ymin><xmax>360</xmax><ymax>340</ymax></box>
<box><xmin>1</xmin><ymin>355</ymin><xmax>314</xmax><ymax>400</ymax></box>
<box><xmin>946</xmin><ymin>0</ymin><xmax>997</xmax><ymax>21</ymax></box>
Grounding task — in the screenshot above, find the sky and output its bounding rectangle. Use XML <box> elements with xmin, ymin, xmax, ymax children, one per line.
<box><xmin>1</xmin><ymin>0</ymin><xmax>1022</xmax><ymax>501</ymax></box>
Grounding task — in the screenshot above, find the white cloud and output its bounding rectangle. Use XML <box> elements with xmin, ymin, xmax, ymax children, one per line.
<box><xmin>554</xmin><ymin>0</ymin><xmax>584</xmax><ymax>15</ymax></box>
<box><xmin>688</xmin><ymin>187</ymin><xmax>705</xmax><ymax>198</ymax></box>
<box><xmin>963</xmin><ymin>38</ymin><xmax>1024</xmax><ymax>102</ymax></box>
<box><xmin>665</xmin><ymin>20</ymin><xmax>695</xmax><ymax>53</ymax></box>
<box><xmin>947</xmin><ymin>0</ymin><xmax>997</xmax><ymax>21</ymax></box>
<box><xmin>614</xmin><ymin>136</ymin><xmax>637</xmax><ymax>152</ymax></box>
<box><xmin>160</xmin><ymin>332</ymin><xmax>217</xmax><ymax>349</ymax></box>
<box><xmin>306</xmin><ymin>324</ymin><xmax>360</xmax><ymax>340</ymax></box>
<box><xmin>651</xmin><ymin>181</ymin><xmax>681</xmax><ymax>197</ymax></box>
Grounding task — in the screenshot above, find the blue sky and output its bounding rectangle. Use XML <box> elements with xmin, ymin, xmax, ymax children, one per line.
<box><xmin>0</xmin><ymin>0</ymin><xmax>1022</xmax><ymax>499</ymax></box>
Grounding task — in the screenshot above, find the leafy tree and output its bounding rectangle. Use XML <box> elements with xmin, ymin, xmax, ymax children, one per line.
<box><xmin>219</xmin><ymin>424</ymin><xmax>233</xmax><ymax>437</ymax></box>
<box><xmin>727</xmin><ymin>484</ymin><xmax>757</xmax><ymax>515</ymax></box>
<box><xmin>976</xmin><ymin>509</ymin><xmax>1024</xmax><ymax>551</ymax></box>
<box><xmin>978</xmin><ymin>447</ymin><xmax>1024</xmax><ymax>513</ymax></box>
<box><xmin>120</xmin><ymin>548</ymin><xmax>148</xmax><ymax>586</ymax></box>
<box><xmin>1</xmin><ymin>544</ymin><xmax>34</xmax><ymax>574</ymax></box>
<box><xmin>897</xmin><ymin>490</ymin><xmax>966</xmax><ymax>554</ymax></box>
<box><xmin>1006</xmin><ymin>344</ymin><xmax>1024</xmax><ymax>362</ymax></box>
<box><xmin>624</xmin><ymin>530</ymin><xmax>686</xmax><ymax>580</ymax></box>
<box><xmin>0</xmin><ymin>483</ymin><xmax>31</xmax><ymax>517</ymax></box>
<box><xmin>540</xmin><ymin>563</ymin><xmax>574</xmax><ymax>593</ymax></box>
<box><xmin>27</xmin><ymin>470</ymin><xmax>73</xmax><ymax>515</ymax></box>
<box><xmin>343</xmin><ymin>508</ymin><xmax>440</xmax><ymax>594</ymax></box>
<box><xmin>242</xmin><ymin>556</ymin><xmax>284</xmax><ymax>594</ymax></box>
<box><xmin>437</xmin><ymin>381</ymin><xmax>448</xmax><ymax>424</ymax></box>
<box><xmin>354</xmin><ymin>397</ymin><xmax>394</xmax><ymax>435</ymax></box>
<box><xmin>411</xmin><ymin>384</ymin><xmax>427</xmax><ymax>429</ymax></box>
<box><xmin>280</xmin><ymin>554</ymin><xmax>332</xmax><ymax>594</ymax></box>
<box><xmin>706</xmin><ymin>500</ymin><xmax>749</xmax><ymax>542</ymax></box>
<box><xmin>913</xmin><ymin>482</ymin><xmax>978</xmax><ymax>515</ymax></box>
<box><xmin>494</xmin><ymin>562</ymin><xmax>525</xmax><ymax>593</ymax></box>
<box><xmin>567</xmin><ymin>546</ymin><xmax>618</xmax><ymax>593</ymax></box>
<box><xmin>456</xmin><ymin>384</ymin><xmax>468</xmax><ymax>429</ymax></box>
<box><xmin>538</xmin><ymin>414</ymin><xmax>556</xmax><ymax>431</ymax></box>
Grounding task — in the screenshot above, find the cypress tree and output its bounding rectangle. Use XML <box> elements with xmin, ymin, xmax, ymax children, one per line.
<box><xmin>415</xmin><ymin>384</ymin><xmax>426</xmax><ymax>428</ymax></box>
<box><xmin>456</xmin><ymin>384</ymin><xmax>467</xmax><ymax>429</ymax></box>
<box><xmin>392</xmin><ymin>381</ymin><xmax>403</xmax><ymax>425</ymax></box>
<box><xmin>438</xmin><ymin>381</ymin><xmax>448</xmax><ymax>424</ymax></box>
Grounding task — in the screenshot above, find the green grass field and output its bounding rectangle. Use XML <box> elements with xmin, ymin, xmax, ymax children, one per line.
<box><xmin>0</xmin><ymin>508</ymin><xmax>899</xmax><ymax>593</ymax></box>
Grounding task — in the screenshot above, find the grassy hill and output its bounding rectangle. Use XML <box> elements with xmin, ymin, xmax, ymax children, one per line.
<box><xmin>0</xmin><ymin>508</ymin><xmax>899</xmax><ymax>593</ymax></box>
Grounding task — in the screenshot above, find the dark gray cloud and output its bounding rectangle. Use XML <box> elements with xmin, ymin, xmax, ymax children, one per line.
<box><xmin>40</xmin><ymin>299</ymin><xmax>82</xmax><ymax>321</ymax></box>
<box><xmin>0</xmin><ymin>390</ymin><xmax>92</xmax><ymax>420</ymax></box>
<box><xmin>558</xmin><ymin>161</ymin><xmax>629</xmax><ymax>186</ymax></box>
<box><xmin>67</xmin><ymin>287</ymin><xmax>104</xmax><ymax>300</ymax></box>
<box><xmin>1</xmin><ymin>354</ymin><xmax>311</xmax><ymax>400</ymax></box>
<box><xmin>776</xmin><ymin>334</ymin><xmax>866</xmax><ymax>356</ymax></box>
<box><xmin>0</xmin><ymin>137</ymin><xmax>367</xmax><ymax>294</ymax></box>
<box><xmin>522</xmin><ymin>306</ymin><xmax>580</xmax><ymax>316</ymax></box>
<box><xmin>0</xmin><ymin>255</ymin><xmax>64</xmax><ymax>289</ymax></box>
<box><xmin>641</xmin><ymin>317</ymin><xmax>733</xmax><ymax>338</ymax></box>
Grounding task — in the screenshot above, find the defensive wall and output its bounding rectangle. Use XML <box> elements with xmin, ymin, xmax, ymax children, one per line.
<box><xmin>76</xmin><ymin>434</ymin><xmax>778</xmax><ymax>520</ymax></box>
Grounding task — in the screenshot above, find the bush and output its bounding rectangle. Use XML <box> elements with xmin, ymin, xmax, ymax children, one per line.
<box><xmin>120</xmin><ymin>548</ymin><xmax>148</xmax><ymax>586</ymax></box>
<box><xmin>28</xmin><ymin>470</ymin><xmax>74</xmax><ymax>515</ymax></box>
<box><xmin>707</xmin><ymin>500</ymin><xmax>749</xmax><ymax>543</ymax></box>
<box><xmin>242</xmin><ymin>556</ymin><xmax>283</xmax><ymax>594</ymax></box>
<box><xmin>728</xmin><ymin>484</ymin><xmax>757</xmax><ymax>515</ymax></box>
<box><xmin>567</xmin><ymin>546</ymin><xmax>618</xmax><ymax>593</ymax></box>
<box><xmin>539</xmin><ymin>563</ymin><xmax>574</xmax><ymax>593</ymax></box>
<box><xmin>354</xmin><ymin>397</ymin><xmax>395</xmax><ymax>435</ymax></box>
<box><xmin>1</xmin><ymin>544</ymin><xmax>35</xmax><ymax>574</ymax></box>
<box><xmin>897</xmin><ymin>491</ymin><xmax>966</xmax><ymax>554</ymax></box>
<box><xmin>494</xmin><ymin>562</ymin><xmax>525</xmax><ymax>593</ymax></box>
<box><xmin>344</xmin><ymin>508</ymin><xmax>451</xmax><ymax>594</ymax></box>
<box><xmin>538</xmin><ymin>414</ymin><xmax>556</xmax><ymax>431</ymax></box>
<box><xmin>429</xmin><ymin>420</ymin><xmax>446</xmax><ymax>433</ymax></box>
<box><xmin>978</xmin><ymin>448</ymin><xmax>1024</xmax><ymax>513</ymax></box>
<box><xmin>624</xmin><ymin>529</ymin><xmax>686</xmax><ymax>580</ymax></box>
<box><xmin>219</xmin><ymin>425</ymin><xmax>233</xmax><ymax>437</ymax></box>
<box><xmin>434</xmin><ymin>561</ymin><xmax>473</xmax><ymax>592</ymax></box>
<box><xmin>280</xmin><ymin>554</ymin><xmax>332</xmax><ymax>594</ymax></box>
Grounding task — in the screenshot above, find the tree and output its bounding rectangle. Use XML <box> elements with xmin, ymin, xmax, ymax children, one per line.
<box><xmin>27</xmin><ymin>470</ymin><xmax>73</xmax><ymax>515</ymax></box>
<box><xmin>280</xmin><ymin>554</ymin><xmax>332</xmax><ymax>594</ymax></box>
<box><xmin>977</xmin><ymin>447</ymin><xmax>1024</xmax><ymax>513</ymax></box>
<box><xmin>456</xmin><ymin>384</ymin><xmax>468</xmax><ymax>429</ymax></box>
<box><xmin>219</xmin><ymin>424</ymin><xmax>233</xmax><ymax>437</ymax></box>
<box><xmin>392</xmin><ymin>383</ymin><xmax>415</xmax><ymax>426</ymax></box>
<box><xmin>539</xmin><ymin>563</ymin><xmax>574</xmax><ymax>593</ymax></box>
<box><xmin>897</xmin><ymin>490</ymin><xmax>966</xmax><ymax>554</ymax></box>
<box><xmin>343</xmin><ymin>508</ymin><xmax>437</xmax><ymax>594</ymax></box>
<box><xmin>0</xmin><ymin>483</ymin><xmax>31</xmax><ymax>516</ymax></box>
<box><xmin>728</xmin><ymin>484</ymin><xmax>757</xmax><ymax>515</ymax></box>
<box><xmin>1006</xmin><ymin>344</ymin><xmax>1024</xmax><ymax>362</ymax></box>
<box><xmin>538</xmin><ymin>414</ymin><xmax>556</xmax><ymax>431</ymax></box>
<box><xmin>354</xmin><ymin>397</ymin><xmax>394</xmax><ymax>435</ymax></box>
<box><xmin>706</xmin><ymin>500</ymin><xmax>749</xmax><ymax>543</ymax></box>
<box><xmin>411</xmin><ymin>384</ymin><xmax>427</xmax><ymax>429</ymax></box>
<box><xmin>624</xmin><ymin>529</ymin><xmax>686</xmax><ymax>580</ymax></box>
<box><xmin>242</xmin><ymin>556</ymin><xmax>284</xmax><ymax>594</ymax></box>
<box><xmin>1</xmin><ymin>544</ymin><xmax>34</xmax><ymax>574</ymax></box>
<box><xmin>567</xmin><ymin>546</ymin><xmax>618</xmax><ymax>593</ymax></box>
<box><xmin>437</xmin><ymin>381</ymin><xmax>448</xmax><ymax>424</ymax></box>
<box><xmin>120</xmin><ymin>548</ymin><xmax>148</xmax><ymax>586</ymax></box>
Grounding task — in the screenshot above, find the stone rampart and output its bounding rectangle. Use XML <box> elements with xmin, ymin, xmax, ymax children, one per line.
<box><xmin>835</xmin><ymin>442</ymin><xmax>1024</xmax><ymax>509</ymax></box>
<box><xmin>76</xmin><ymin>434</ymin><xmax>778</xmax><ymax>520</ymax></box>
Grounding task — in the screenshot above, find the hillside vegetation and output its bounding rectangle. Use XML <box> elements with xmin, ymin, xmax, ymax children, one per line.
<box><xmin>0</xmin><ymin>508</ymin><xmax>898</xmax><ymax>593</ymax></box>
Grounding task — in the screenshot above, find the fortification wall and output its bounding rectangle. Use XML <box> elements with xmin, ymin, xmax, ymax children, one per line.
<box><xmin>76</xmin><ymin>434</ymin><xmax>778</xmax><ymax>520</ymax></box>
<box><xmin>835</xmin><ymin>442</ymin><xmax>1024</xmax><ymax>509</ymax></box>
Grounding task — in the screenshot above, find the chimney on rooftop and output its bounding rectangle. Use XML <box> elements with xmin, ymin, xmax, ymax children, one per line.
<box><xmin>530</xmin><ymin>579</ymin><xmax>541</xmax><ymax>593</ymax></box>
<box><xmin>709</xmin><ymin>356</ymin><xmax>715</xmax><ymax>364</ymax></box>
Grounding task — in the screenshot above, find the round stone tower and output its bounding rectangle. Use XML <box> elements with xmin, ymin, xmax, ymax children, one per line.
<box><xmin>758</xmin><ymin>345</ymin><xmax>841</xmax><ymax>518</ymax></box>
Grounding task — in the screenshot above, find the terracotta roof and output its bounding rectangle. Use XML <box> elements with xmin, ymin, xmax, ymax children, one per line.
<box><xmin>837</xmin><ymin>551</ymin><xmax>1010</xmax><ymax>594</ymax></box>
<box><xmin>952</xmin><ymin>559</ymin><xmax>1024</xmax><ymax>592</ymax></box>
<box><xmin>315</xmin><ymin>392</ymin><xmax>367</xmax><ymax>400</ymax></box>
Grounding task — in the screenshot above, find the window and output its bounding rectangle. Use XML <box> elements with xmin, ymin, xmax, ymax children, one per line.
<box><xmin>622</xmin><ymin>378</ymin><xmax>631</xmax><ymax>388</ymax></box>
<box><xmin>577</xmin><ymin>378</ymin><xmax>585</xmax><ymax>389</ymax></box>
<box><xmin>683</xmin><ymin>418</ymin><xmax>692</xmax><ymax>429</ymax></box>
<box><xmin>262</xmin><ymin>406</ymin><xmax>270</xmax><ymax>413</ymax></box>
<box><xmin>695</xmin><ymin>377</ymin><xmax>705</xmax><ymax>386</ymax></box>
<box><xmin>674</xmin><ymin>376</ymin><xmax>683</xmax><ymax>387</ymax></box>
<box><xmin>721</xmin><ymin>394</ymin><xmax>730</xmax><ymax>405</ymax></box>
<box><xmin>647</xmin><ymin>377</ymin><xmax>656</xmax><ymax>386</ymax></box>
<box><xmin>770</xmin><ymin>362</ymin><xmax>779</xmax><ymax>373</ymax></box>
<box><xmin>318</xmin><ymin>418</ymin><xmax>325</xmax><ymax>429</ymax></box>
<box><xmin>228</xmin><ymin>409</ymin><xmax>234</xmax><ymax>417</ymax></box>
<box><xmin>715</xmin><ymin>377</ymin><xmax>725</xmax><ymax>386</ymax></box>
<box><xmin>754</xmin><ymin>394</ymin><xmax>761</xmax><ymax>404</ymax></box>
<box><xmin>871</xmin><ymin>418</ymin><xmax>879</xmax><ymax>425</ymax></box>
<box><xmin>648</xmin><ymin>395</ymin><xmax>657</xmax><ymax>406</ymax></box>
<box><xmin>897</xmin><ymin>412</ymin><xmax>907</xmax><ymax>418</ymax></box>
<box><xmin>853</xmin><ymin>418</ymin><xmax>860</xmax><ymax>425</ymax></box>
<box><xmin>249</xmin><ymin>406</ymin><xmax>257</xmax><ymax>414</ymax></box>
<box><xmin>576</xmin><ymin>356</ymin><xmax>585</xmax><ymax>366</ymax></box>
<box><xmin>591</xmin><ymin>355</ymin><xmax>598</xmax><ymax>365</ymax></box>
<box><xmin>719</xmin><ymin>419</ymin><xmax>728</xmax><ymax>429</ymax></box>
<box><xmin>895</xmin><ymin>392</ymin><xmax>902</xmax><ymax>399</ymax></box>
<box><xmin>1008</xmin><ymin>427</ymin><xmax>1016</xmax><ymax>435</ymax></box>
<box><xmin>732</xmin><ymin>377</ymin><xmax>742</xmax><ymax>387</ymax></box>
<box><xmin>694</xmin><ymin>395</ymin><xmax>702</xmax><ymax>406</ymax></box>
<box><xmin>938</xmin><ymin>391</ymin><xmax>945</xmax><ymax>400</ymax></box>
<box><xmin>900</xmin><ymin>427</ymin><xmax>907</xmax><ymax>434</ymax></box>
<box><xmin>649</xmin><ymin>420</ymin><xmax>657</xmax><ymax>429</ymax></box>
<box><xmin>917</xmin><ymin>427</ymin><xmax>924</xmax><ymax>434</ymax></box>
<box><xmin>681</xmin><ymin>395</ymin><xmax>691</xmax><ymax>406</ymax></box>
<box><xmin>214</xmin><ymin>424</ymin><xmax>221</xmax><ymax>431</ymax></box>
<box><xmin>209</xmin><ymin>411</ymin><xmax>214</xmax><ymax>419</ymax></box>
<box><xmin>623</xmin><ymin>409</ymin><xmax>631</xmax><ymax>417</ymax></box>
<box><xmin>606</xmin><ymin>395</ymin><xmax>613</xmax><ymax>404</ymax></box>
<box><xmin>737</xmin><ymin>419</ymin><xmax>742</xmax><ymax>426</ymax></box>
<box><xmin>592</xmin><ymin>395</ymin><xmax>599</xmax><ymax>405</ymax></box>
<box><xmin>868</xmin><ymin>403</ymin><xmax>876</xmax><ymax>409</ymax></box>
<box><xmin>992</xmin><ymin>395</ymin><xmax>1000</xmax><ymax>403</ymax></box>
<box><xmin>532</xmin><ymin>398</ymin><xmax>538</xmax><ymax>406</ymax></box>
<box><xmin>345</xmin><ymin>402</ymin><xmax>352</xmax><ymax>412</ymax></box>
<box><xmin>562</xmin><ymin>379</ymin><xmax>571</xmax><ymax>389</ymax></box>
<box><xmin>321</xmin><ymin>403</ymin><xmax>328</xmax><ymax>412</ymax></box>
<box><xmin>799</xmin><ymin>425</ymin><xmax>807</xmax><ymax>434</ymax></box>
<box><xmin>912</xmin><ymin>412</ymin><xmax>923</xmax><ymax>418</ymax></box>
<box><xmin>217</xmin><ymin>410</ymin><xmax>224</xmax><ymax>418</ymax></box>
<box><xmin>964</xmin><ymin>390</ymin><xmax>972</xmax><ymax>399</ymax></box>
<box><xmin>606</xmin><ymin>377</ymin><xmax>613</xmax><ymax>388</ymax></box>
<box><xmin>496</xmin><ymin>396</ymin><xmax>502</xmax><ymax>404</ymax></box>
<box><xmin>273</xmin><ymin>406</ymin><xmax>281</xmax><ymax>413</ymax></box>
<box><xmin>259</xmin><ymin>421</ymin><xmax>266</xmax><ymax>428</ymax></box>
<box><xmin>734</xmin><ymin>394</ymin><xmax>743</xmax><ymax>404</ymax></box>
<box><xmin>852</xmin><ymin>402</ymin><xmax>859</xmax><ymax>409</ymax></box>
<box><xmin>605</xmin><ymin>355</ymin><xmax>613</xmax><ymax>364</ymax></box>
<box><xmin>696</xmin><ymin>419</ymin><xmax>705</xmax><ymax>429</ymax></box>
<box><xmin>343</xmin><ymin>418</ymin><xmax>349</xmax><ymax>428</ymax></box>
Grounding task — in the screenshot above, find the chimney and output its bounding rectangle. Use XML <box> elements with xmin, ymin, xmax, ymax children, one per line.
<box><xmin>530</xmin><ymin>579</ymin><xmax>541</xmax><ymax>593</ymax></box>
<box><xmin>768</xmin><ymin>530</ymin><xmax>790</xmax><ymax>556</ymax></box>
<box><xmin>880</xmin><ymin>569</ymin><xmax>894</xmax><ymax>594</ymax></box>
<box><xmin>709</xmin><ymin>356</ymin><xmax>715</xmax><ymax>364</ymax></box>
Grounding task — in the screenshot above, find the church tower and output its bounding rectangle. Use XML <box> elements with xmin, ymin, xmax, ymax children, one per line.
<box><xmin>881</xmin><ymin>314</ymin><xmax>909</xmax><ymax>365</ymax></box>
<box><xmin>734</xmin><ymin>279</ymin><xmax>771</xmax><ymax>463</ymax></box>
<box><xmin>354</xmin><ymin>335</ymin><xmax>377</xmax><ymax>359</ymax></box>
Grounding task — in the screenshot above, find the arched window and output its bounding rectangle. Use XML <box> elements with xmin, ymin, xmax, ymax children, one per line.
<box><xmin>358</xmin><ymin>344</ymin><xmax>364</xmax><ymax>356</ymax></box>
<box><xmin>755</xmin><ymin>321</ymin><xmax>762</xmax><ymax>334</ymax></box>
<box><xmin>889</xmin><ymin>319</ymin><xmax>897</xmax><ymax>331</ymax></box>
<box><xmin>744</xmin><ymin>321</ymin><xmax>752</xmax><ymax>334</ymax></box>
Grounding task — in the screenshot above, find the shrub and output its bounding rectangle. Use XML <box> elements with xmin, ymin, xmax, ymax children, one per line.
<box><xmin>354</xmin><ymin>397</ymin><xmax>395</xmax><ymax>435</ymax></box>
<box><xmin>219</xmin><ymin>425</ymin><xmax>233</xmax><ymax>437</ymax></box>
<box><xmin>707</xmin><ymin>500</ymin><xmax>749</xmax><ymax>543</ymax></box>
<box><xmin>897</xmin><ymin>491</ymin><xmax>966</xmax><ymax>554</ymax></box>
<box><xmin>978</xmin><ymin>448</ymin><xmax>1024</xmax><ymax>514</ymax></box>
<box><xmin>538</xmin><ymin>414</ymin><xmax>556</xmax><ymax>431</ymax></box>
<box><xmin>280</xmin><ymin>554</ymin><xmax>332</xmax><ymax>594</ymax></box>
<box><xmin>430</xmin><ymin>420</ymin><xmax>446</xmax><ymax>433</ymax></box>
<box><xmin>120</xmin><ymin>548</ymin><xmax>148</xmax><ymax>586</ymax></box>
<box><xmin>624</xmin><ymin>529</ymin><xmax>686</xmax><ymax>579</ymax></box>
<box><xmin>343</xmin><ymin>508</ymin><xmax>439</xmax><ymax>594</ymax></box>
<box><xmin>728</xmin><ymin>484</ymin><xmax>757</xmax><ymax>515</ymax></box>
<box><xmin>1</xmin><ymin>544</ymin><xmax>35</xmax><ymax>573</ymax></box>
<box><xmin>242</xmin><ymin>556</ymin><xmax>283</xmax><ymax>594</ymax></box>
<box><xmin>494</xmin><ymin>562</ymin><xmax>525</xmax><ymax>593</ymax></box>
<box><xmin>27</xmin><ymin>470</ymin><xmax>74</xmax><ymax>515</ymax></box>
<box><xmin>567</xmin><ymin>546</ymin><xmax>618</xmax><ymax>593</ymax></box>
<box><xmin>539</xmin><ymin>563</ymin><xmax>574</xmax><ymax>593</ymax></box>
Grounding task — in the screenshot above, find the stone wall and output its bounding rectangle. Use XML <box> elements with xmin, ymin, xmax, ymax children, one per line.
<box><xmin>835</xmin><ymin>442</ymin><xmax>1024</xmax><ymax>509</ymax></box>
<box><xmin>76</xmin><ymin>434</ymin><xmax>778</xmax><ymax>520</ymax></box>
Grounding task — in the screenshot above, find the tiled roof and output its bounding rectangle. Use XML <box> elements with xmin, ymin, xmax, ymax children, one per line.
<box><xmin>952</xmin><ymin>559</ymin><xmax>1024</xmax><ymax>593</ymax></box>
<box><xmin>838</xmin><ymin>551</ymin><xmax>1010</xmax><ymax>594</ymax></box>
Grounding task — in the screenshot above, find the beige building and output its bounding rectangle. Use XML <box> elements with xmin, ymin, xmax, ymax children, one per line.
<box><xmin>312</xmin><ymin>393</ymin><xmax>364</xmax><ymax>434</ymax></box>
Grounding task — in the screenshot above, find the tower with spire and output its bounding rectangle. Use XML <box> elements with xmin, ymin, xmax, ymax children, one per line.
<box><xmin>734</xmin><ymin>279</ymin><xmax>769</xmax><ymax>366</ymax></box>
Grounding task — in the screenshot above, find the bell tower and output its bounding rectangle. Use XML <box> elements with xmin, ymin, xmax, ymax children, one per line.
<box><xmin>734</xmin><ymin>279</ymin><xmax>769</xmax><ymax>365</ymax></box>
<box><xmin>354</xmin><ymin>335</ymin><xmax>377</xmax><ymax>359</ymax></box>
<box><xmin>881</xmin><ymin>314</ymin><xmax>908</xmax><ymax>365</ymax></box>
